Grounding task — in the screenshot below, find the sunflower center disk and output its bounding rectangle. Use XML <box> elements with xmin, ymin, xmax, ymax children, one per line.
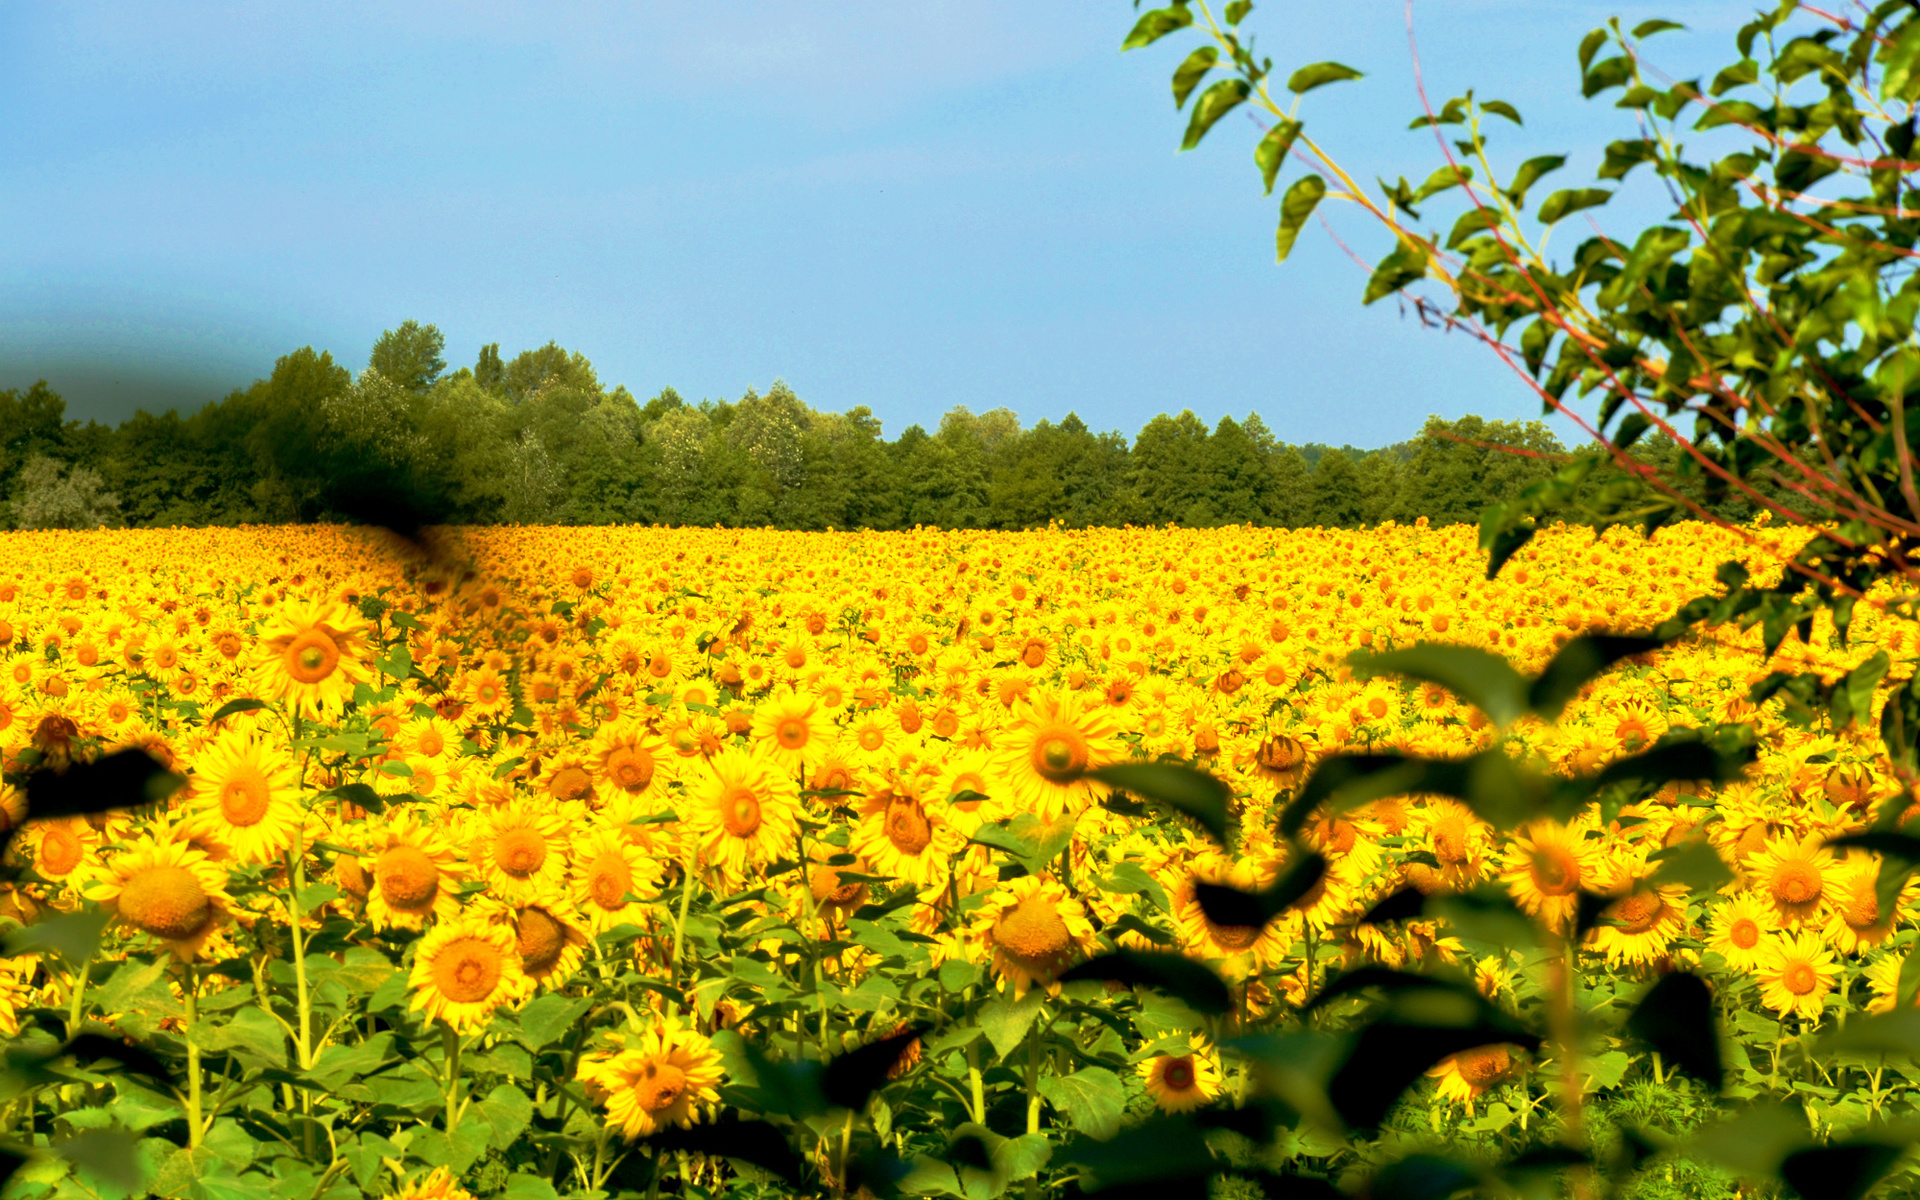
<box><xmin>495</xmin><ymin>828</ymin><xmax>547</xmax><ymax>877</ymax></box>
<box><xmin>1773</xmin><ymin>864</ymin><xmax>1821</xmax><ymax>906</ymax></box>
<box><xmin>637</xmin><ymin>1061</ymin><xmax>688</xmax><ymax>1114</ymax></box>
<box><xmin>723</xmin><ymin>790</ymin><xmax>763</xmax><ymax>837</ymax></box>
<box><xmin>590</xmin><ymin>858</ymin><xmax>632</xmax><ymax>909</ymax></box>
<box><xmin>220</xmin><ymin>771</ymin><xmax>272</xmax><ymax>826</ymax></box>
<box><xmin>1032</xmin><ymin>730</ymin><xmax>1087</xmax><ymax>783</ymax></box>
<box><xmin>435</xmin><ymin>937</ymin><xmax>502</xmax><ymax>1003</ymax></box>
<box><xmin>517</xmin><ymin>909</ymin><xmax>567</xmax><ymax>971</ymax></box>
<box><xmin>378</xmin><ymin>845</ymin><xmax>440</xmax><ymax>908</ymax></box>
<box><xmin>885</xmin><ymin>800</ymin><xmax>933</xmax><ymax>855</ymax></box>
<box><xmin>994</xmin><ymin>894</ymin><xmax>1072</xmax><ymax>967</ymax></box>
<box><xmin>121</xmin><ymin>865</ymin><xmax>213</xmax><ymax>941</ymax></box>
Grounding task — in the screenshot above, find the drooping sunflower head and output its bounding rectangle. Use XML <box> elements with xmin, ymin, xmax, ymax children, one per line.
<box><xmin>88</xmin><ymin>832</ymin><xmax>235</xmax><ymax>961</ymax></box>
<box><xmin>970</xmin><ymin>874</ymin><xmax>1096</xmax><ymax>997</ymax></box>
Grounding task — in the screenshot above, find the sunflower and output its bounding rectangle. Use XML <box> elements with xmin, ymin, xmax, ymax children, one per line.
<box><xmin>850</xmin><ymin>786</ymin><xmax>960</xmax><ymax>888</ymax></box>
<box><xmin>253</xmin><ymin>599</ymin><xmax>372</xmax><ymax>718</ymax></box>
<box><xmin>1428</xmin><ymin>1043</ymin><xmax>1525</xmax><ymax>1108</ymax></box>
<box><xmin>460</xmin><ymin>668</ymin><xmax>515</xmax><ymax>723</ymax></box>
<box><xmin>1756</xmin><ymin>929</ymin><xmax>1838</xmax><ymax>1021</ymax></box>
<box><xmin>588</xmin><ymin>721</ymin><xmax>673</xmax><ymax>810</ymax></box>
<box><xmin>22</xmin><ymin>816</ymin><xmax>98</xmax><ymax>886</ymax></box>
<box><xmin>686</xmin><ymin>747</ymin><xmax>800</xmax><ymax>883</ymax></box>
<box><xmin>1587</xmin><ymin>877</ymin><xmax>1689</xmax><ymax>967</ymax></box>
<box><xmin>577</xmin><ymin>1015</ymin><xmax>725</xmax><ymax>1140</ymax></box>
<box><xmin>88</xmin><ymin>832</ymin><xmax>235</xmax><ymax>961</ymax></box>
<box><xmin>534</xmin><ymin>749</ymin><xmax>597</xmax><ymax>806</ymax></box>
<box><xmin>364</xmin><ymin>815</ymin><xmax>466</xmax><ymax>931</ymax></box>
<box><xmin>408</xmin><ymin>916</ymin><xmax>530</xmax><ymax>1032</ymax></box>
<box><xmin>1499</xmin><ymin>819</ymin><xmax>1596</xmax><ymax>934</ymax></box>
<box><xmin>992</xmin><ymin>692</ymin><xmax>1123</xmax><ymax>819</ymax></box>
<box><xmin>467</xmin><ymin>801</ymin><xmax>571</xmax><ymax>902</ymax></box>
<box><xmin>1139</xmin><ymin>1038</ymin><xmax>1222</xmax><ymax>1113</ymax></box>
<box><xmin>572</xmin><ymin>826</ymin><xmax>663</xmax><ymax>931</ymax></box>
<box><xmin>842</xmin><ymin>712</ymin><xmax>899</xmax><ymax>766</ymax></box>
<box><xmin>968</xmin><ymin>874</ymin><xmax>1096</xmax><ymax>997</ymax></box>
<box><xmin>1747</xmin><ymin>834</ymin><xmax>1833</xmax><ymax>926</ymax></box>
<box><xmin>1822</xmin><ymin>865</ymin><xmax>1897</xmax><ymax>955</ymax></box>
<box><xmin>1172</xmin><ymin>850</ymin><xmax>1290</xmax><ymax>978</ymax></box>
<box><xmin>187</xmin><ymin>729</ymin><xmax>302</xmax><ymax>864</ymax></box>
<box><xmin>1706</xmin><ymin>892</ymin><xmax>1777</xmax><ymax>973</ymax></box>
<box><xmin>750</xmin><ymin>690</ymin><xmax>822</xmax><ymax>772</ymax></box>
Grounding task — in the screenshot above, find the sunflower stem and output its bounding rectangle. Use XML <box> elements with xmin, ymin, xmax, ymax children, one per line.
<box><xmin>965</xmin><ymin>1037</ymin><xmax>986</xmax><ymax>1125</ymax></box>
<box><xmin>287</xmin><ymin>842</ymin><xmax>317</xmax><ymax>1160</ymax></box>
<box><xmin>182</xmin><ymin>963</ymin><xmax>203</xmax><ymax>1149</ymax></box>
<box><xmin>669</xmin><ymin>841</ymin><xmax>697</xmax><ymax>987</ymax></box>
<box><xmin>64</xmin><ymin>945</ymin><xmax>92</xmax><ymax>1040</ymax></box>
<box><xmin>444</xmin><ymin>1023</ymin><xmax>464</xmax><ymax>1133</ymax></box>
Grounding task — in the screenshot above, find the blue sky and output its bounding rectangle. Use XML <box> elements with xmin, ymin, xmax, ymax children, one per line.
<box><xmin>1</xmin><ymin>1</ymin><xmax>1738</xmax><ymax>446</ymax></box>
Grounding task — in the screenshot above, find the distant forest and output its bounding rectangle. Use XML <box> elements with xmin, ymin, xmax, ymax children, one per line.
<box><xmin>0</xmin><ymin>321</ymin><xmax>1754</xmax><ymax>532</ymax></box>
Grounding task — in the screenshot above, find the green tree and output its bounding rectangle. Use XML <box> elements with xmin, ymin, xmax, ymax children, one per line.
<box><xmin>503</xmin><ymin>342</ymin><xmax>598</xmax><ymax>403</ymax></box>
<box><xmin>474</xmin><ymin>343</ymin><xmax>506</xmax><ymax>393</ymax></box>
<box><xmin>1127</xmin><ymin>410</ymin><xmax>1215</xmax><ymax>525</ymax></box>
<box><xmin>1396</xmin><ymin>416</ymin><xmax>1562</xmax><ymax>526</ymax></box>
<box><xmin>10</xmin><ymin>456</ymin><xmax>120</xmax><ymax>529</ymax></box>
<box><xmin>1306</xmin><ymin>448</ymin><xmax>1364</xmax><ymax>527</ymax></box>
<box><xmin>368</xmin><ymin>320</ymin><xmax>447</xmax><ymax>392</ymax></box>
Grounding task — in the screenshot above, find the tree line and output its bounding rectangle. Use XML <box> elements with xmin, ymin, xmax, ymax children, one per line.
<box><xmin>0</xmin><ymin>321</ymin><xmax>1757</xmax><ymax>532</ymax></box>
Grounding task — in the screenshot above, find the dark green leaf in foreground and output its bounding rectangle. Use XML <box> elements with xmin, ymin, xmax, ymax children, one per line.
<box><xmin>1059</xmin><ymin>950</ymin><xmax>1231</xmax><ymax>1016</ymax></box>
<box><xmin>1092</xmin><ymin>762</ymin><xmax>1230</xmax><ymax>844</ymax></box>
<box><xmin>1779</xmin><ymin>1141</ymin><xmax>1908</xmax><ymax>1200</ymax></box>
<box><xmin>1625</xmin><ymin>972</ymin><xmax>1722</xmax><ymax>1091</ymax></box>
<box><xmin>822</xmin><ymin>1023</ymin><xmax>928</xmax><ymax>1111</ymax></box>
<box><xmin>1527</xmin><ymin>633</ymin><xmax>1668</xmax><ymax>719</ymax></box>
<box><xmin>1354</xmin><ymin>643</ymin><xmax>1527</xmax><ymax>726</ymax></box>
<box><xmin>643</xmin><ymin>1115</ymin><xmax>805</xmax><ymax>1185</ymax></box>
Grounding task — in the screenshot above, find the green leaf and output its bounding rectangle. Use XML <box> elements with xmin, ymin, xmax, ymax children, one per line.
<box><xmin>1171</xmin><ymin>46</ymin><xmax>1218</xmax><ymax>109</ymax></box>
<box><xmin>1537</xmin><ymin>187</ymin><xmax>1612</xmax><ymax>225</ymax></box>
<box><xmin>1578</xmin><ymin>28</ymin><xmax>1609</xmax><ymax>72</ymax></box>
<box><xmin>5</xmin><ymin>909</ymin><xmax>110</xmax><ymax>962</ymax></box>
<box><xmin>1255</xmin><ymin>118</ymin><xmax>1303</xmax><ymax>194</ymax></box>
<box><xmin>481</xmin><ymin>1084</ymin><xmax>533</xmax><ymax>1149</ymax></box>
<box><xmin>1088</xmin><ymin>763</ymin><xmax>1229</xmax><ymax>843</ymax></box>
<box><xmin>1275</xmin><ymin>174</ymin><xmax>1326</xmax><ymax>262</ymax></box>
<box><xmin>1036</xmin><ymin>1067</ymin><xmax>1127</xmax><ymax>1140</ymax></box>
<box><xmin>1782</xmin><ymin>1142</ymin><xmax>1908</xmax><ymax>1200</ymax></box>
<box><xmin>1181</xmin><ymin>78</ymin><xmax>1251</xmax><ymax>150</ymax></box>
<box><xmin>1059</xmin><ymin>951</ymin><xmax>1231</xmax><ymax>1015</ymax></box>
<box><xmin>200</xmin><ymin>1006</ymin><xmax>288</xmax><ymax>1068</ymax></box>
<box><xmin>502</xmin><ymin>1178</ymin><xmax>561</xmax><ymax>1200</ymax></box>
<box><xmin>1631</xmin><ymin>19</ymin><xmax>1685</xmax><ymax>38</ymax></box>
<box><xmin>1353</xmin><ymin>643</ymin><xmax>1527</xmax><ymax>727</ymax></box>
<box><xmin>1582</xmin><ymin>55</ymin><xmax>1633</xmax><ymax>97</ymax></box>
<box><xmin>1098</xmin><ymin>861</ymin><xmax>1171</xmax><ymax>912</ymax></box>
<box><xmin>1648</xmin><ymin>840</ymin><xmax>1733</xmax><ymax>892</ymax></box>
<box><xmin>518</xmin><ymin>993</ymin><xmax>593</xmax><ymax>1049</ymax></box>
<box><xmin>1447</xmin><ymin>207</ymin><xmax>1503</xmax><ymax>250</ymax></box>
<box><xmin>1361</xmin><ymin>240</ymin><xmax>1430</xmax><ymax>305</ymax></box>
<box><xmin>55</xmin><ymin>1130</ymin><xmax>145</xmax><ymax>1192</ymax></box>
<box><xmin>996</xmin><ymin>1133</ymin><xmax>1053</xmax><ymax>1183</ymax></box>
<box><xmin>1505</xmin><ymin>154</ymin><xmax>1566</xmax><ymax>206</ymax></box>
<box><xmin>1882</xmin><ymin>19</ymin><xmax>1920</xmax><ymax>102</ymax></box>
<box><xmin>1831</xmin><ymin>650</ymin><xmax>1890</xmax><ymax>730</ymax></box>
<box><xmin>977</xmin><ymin>989</ymin><xmax>1045</xmax><ymax>1060</ymax></box>
<box><xmin>1480</xmin><ymin>99</ymin><xmax>1523</xmax><ymax>125</ymax></box>
<box><xmin>1527</xmin><ymin>633</ymin><xmax>1668</xmax><ymax>719</ymax></box>
<box><xmin>207</xmin><ymin>698</ymin><xmax>268</xmax><ymax>723</ymax></box>
<box><xmin>1121</xmin><ymin>5</ymin><xmax>1194</xmax><ymax>51</ymax></box>
<box><xmin>1287</xmin><ymin>61</ymin><xmax>1363</xmax><ymax>94</ymax></box>
<box><xmin>1412</xmin><ymin>163</ymin><xmax>1473</xmax><ymax>202</ymax></box>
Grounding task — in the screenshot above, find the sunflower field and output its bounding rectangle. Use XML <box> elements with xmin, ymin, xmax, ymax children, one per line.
<box><xmin>0</xmin><ymin>520</ymin><xmax>1915</xmax><ymax>1200</ymax></box>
